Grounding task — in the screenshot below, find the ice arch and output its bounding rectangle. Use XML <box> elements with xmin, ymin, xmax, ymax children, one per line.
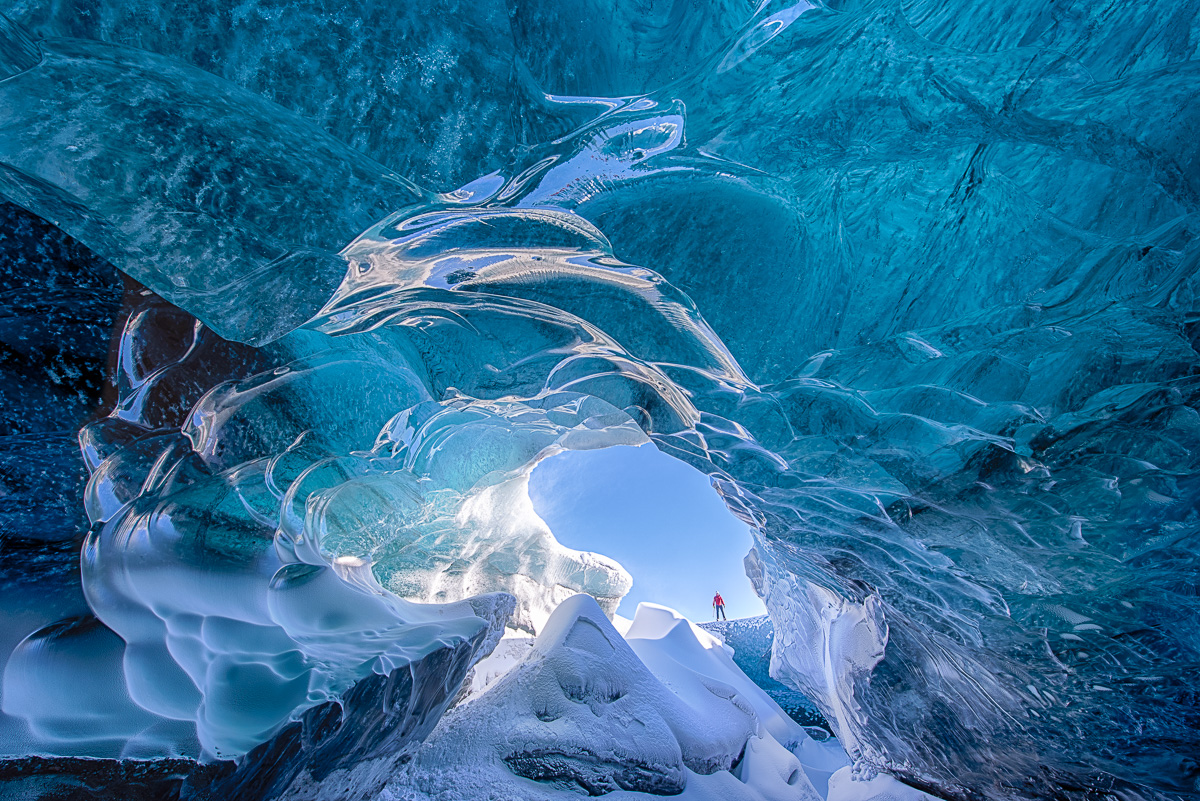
<box><xmin>528</xmin><ymin>443</ymin><xmax>766</xmax><ymax>622</ymax></box>
<box><xmin>1</xmin><ymin>2</ymin><xmax>1199</xmax><ymax>799</ymax></box>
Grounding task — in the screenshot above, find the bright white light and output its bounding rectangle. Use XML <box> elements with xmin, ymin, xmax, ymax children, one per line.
<box><xmin>528</xmin><ymin>443</ymin><xmax>766</xmax><ymax>622</ymax></box>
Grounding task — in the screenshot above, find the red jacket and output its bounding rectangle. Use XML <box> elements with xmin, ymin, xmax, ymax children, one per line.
<box><xmin>713</xmin><ymin>594</ymin><xmax>724</xmax><ymax>606</ymax></box>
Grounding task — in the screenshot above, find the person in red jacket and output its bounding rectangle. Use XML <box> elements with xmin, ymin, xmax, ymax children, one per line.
<box><xmin>713</xmin><ymin>591</ymin><xmax>726</xmax><ymax>620</ymax></box>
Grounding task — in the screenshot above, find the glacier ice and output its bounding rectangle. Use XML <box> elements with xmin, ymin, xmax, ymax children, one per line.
<box><xmin>1</xmin><ymin>0</ymin><xmax>1199</xmax><ymax>799</ymax></box>
<box><xmin>0</xmin><ymin>23</ymin><xmax>421</xmax><ymax>345</ymax></box>
<box><xmin>4</xmin><ymin>283</ymin><xmax>647</xmax><ymax>757</ymax></box>
<box><xmin>700</xmin><ymin>616</ymin><xmax>833</xmax><ymax>737</ymax></box>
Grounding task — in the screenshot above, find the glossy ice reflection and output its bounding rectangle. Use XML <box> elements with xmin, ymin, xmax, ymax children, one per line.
<box><xmin>0</xmin><ymin>0</ymin><xmax>1198</xmax><ymax>798</ymax></box>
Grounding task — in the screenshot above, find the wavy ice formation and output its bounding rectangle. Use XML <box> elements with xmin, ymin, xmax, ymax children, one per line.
<box><xmin>1</xmin><ymin>0</ymin><xmax>1198</xmax><ymax>798</ymax></box>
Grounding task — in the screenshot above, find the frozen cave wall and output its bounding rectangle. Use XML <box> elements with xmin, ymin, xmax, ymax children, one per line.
<box><xmin>0</xmin><ymin>0</ymin><xmax>1198</xmax><ymax>799</ymax></box>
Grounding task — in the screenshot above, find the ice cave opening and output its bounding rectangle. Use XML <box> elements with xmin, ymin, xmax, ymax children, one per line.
<box><xmin>527</xmin><ymin>443</ymin><xmax>766</xmax><ymax>623</ymax></box>
<box><xmin>3</xmin><ymin>0</ymin><xmax>1199</xmax><ymax>796</ymax></box>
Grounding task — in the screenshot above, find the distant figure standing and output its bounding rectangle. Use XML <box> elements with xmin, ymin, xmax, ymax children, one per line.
<box><xmin>713</xmin><ymin>591</ymin><xmax>726</xmax><ymax>620</ymax></box>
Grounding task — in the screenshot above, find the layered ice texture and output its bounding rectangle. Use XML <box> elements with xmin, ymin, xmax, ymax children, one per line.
<box><xmin>1</xmin><ymin>0</ymin><xmax>1198</xmax><ymax>799</ymax></box>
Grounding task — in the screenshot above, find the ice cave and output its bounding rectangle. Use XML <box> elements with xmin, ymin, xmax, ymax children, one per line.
<box><xmin>0</xmin><ymin>0</ymin><xmax>1197</xmax><ymax>799</ymax></box>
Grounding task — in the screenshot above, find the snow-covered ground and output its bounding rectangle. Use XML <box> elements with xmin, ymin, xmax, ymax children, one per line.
<box><xmin>699</xmin><ymin>616</ymin><xmax>832</xmax><ymax>736</ymax></box>
<box><xmin>285</xmin><ymin>597</ymin><xmax>940</xmax><ymax>801</ymax></box>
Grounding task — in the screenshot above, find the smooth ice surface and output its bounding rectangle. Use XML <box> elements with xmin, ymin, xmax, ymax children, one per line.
<box><xmin>529</xmin><ymin>444</ymin><xmax>767</xmax><ymax>620</ymax></box>
<box><xmin>2</xmin><ymin>0</ymin><xmax>1199</xmax><ymax>798</ymax></box>
<box><xmin>2</xmin><ymin>280</ymin><xmax>646</xmax><ymax>758</ymax></box>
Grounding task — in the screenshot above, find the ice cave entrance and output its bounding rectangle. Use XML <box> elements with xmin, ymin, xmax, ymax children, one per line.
<box><xmin>528</xmin><ymin>444</ymin><xmax>766</xmax><ymax>622</ymax></box>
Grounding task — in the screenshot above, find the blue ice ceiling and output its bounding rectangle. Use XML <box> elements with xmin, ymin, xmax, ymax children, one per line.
<box><xmin>0</xmin><ymin>0</ymin><xmax>1198</xmax><ymax>798</ymax></box>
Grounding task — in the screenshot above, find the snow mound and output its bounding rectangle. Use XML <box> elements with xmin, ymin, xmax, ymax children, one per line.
<box><xmin>626</xmin><ymin>603</ymin><xmax>806</xmax><ymax>750</ymax></box>
<box><xmin>306</xmin><ymin>594</ymin><xmax>823</xmax><ymax>800</ymax></box>
<box><xmin>827</xmin><ymin>767</ymin><xmax>942</xmax><ymax>801</ymax></box>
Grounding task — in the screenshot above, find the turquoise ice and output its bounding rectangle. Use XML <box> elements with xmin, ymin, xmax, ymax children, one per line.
<box><xmin>0</xmin><ymin>1</ymin><xmax>1197</xmax><ymax>798</ymax></box>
